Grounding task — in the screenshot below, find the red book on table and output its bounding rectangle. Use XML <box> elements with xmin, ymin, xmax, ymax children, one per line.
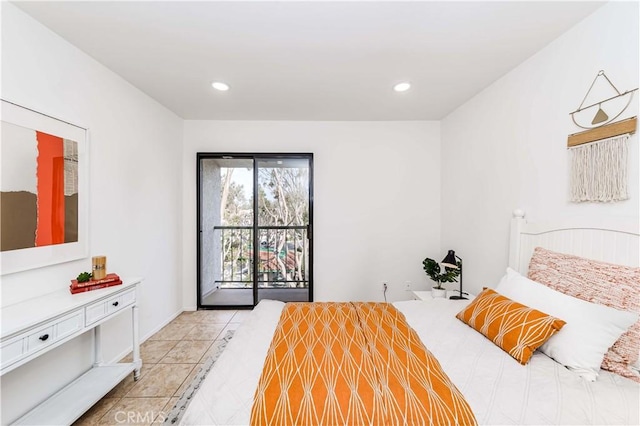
<box><xmin>69</xmin><ymin>280</ymin><xmax>123</xmax><ymax>294</ymax></box>
<box><xmin>70</xmin><ymin>273</ymin><xmax>121</xmax><ymax>289</ymax></box>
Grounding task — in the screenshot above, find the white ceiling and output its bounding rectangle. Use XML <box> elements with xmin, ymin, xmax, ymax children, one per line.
<box><xmin>14</xmin><ymin>1</ymin><xmax>605</xmax><ymax>121</ymax></box>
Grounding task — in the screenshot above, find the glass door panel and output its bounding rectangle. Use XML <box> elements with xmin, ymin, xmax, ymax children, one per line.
<box><xmin>199</xmin><ymin>157</ymin><xmax>254</xmax><ymax>307</ymax></box>
<box><xmin>256</xmin><ymin>158</ymin><xmax>311</xmax><ymax>303</ymax></box>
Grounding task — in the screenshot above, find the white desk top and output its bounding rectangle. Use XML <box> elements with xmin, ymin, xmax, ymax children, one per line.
<box><xmin>1</xmin><ymin>277</ymin><xmax>142</xmax><ymax>339</ymax></box>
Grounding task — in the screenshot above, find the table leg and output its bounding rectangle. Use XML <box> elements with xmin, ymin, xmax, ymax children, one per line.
<box><xmin>132</xmin><ymin>304</ymin><xmax>142</xmax><ymax>380</ymax></box>
<box><xmin>93</xmin><ymin>326</ymin><xmax>103</xmax><ymax>367</ymax></box>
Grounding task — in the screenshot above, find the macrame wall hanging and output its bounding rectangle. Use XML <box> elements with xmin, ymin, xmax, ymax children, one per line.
<box><xmin>567</xmin><ymin>70</ymin><xmax>637</xmax><ymax>203</ymax></box>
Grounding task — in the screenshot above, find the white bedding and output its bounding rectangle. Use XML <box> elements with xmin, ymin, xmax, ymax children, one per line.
<box><xmin>180</xmin><ymin>299</ymin><xmax>640</xmax><ymax>425</ymax></box>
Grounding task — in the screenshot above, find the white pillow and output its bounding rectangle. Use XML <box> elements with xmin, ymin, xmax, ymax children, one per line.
<box><xmin>496</xmin><ymin>268</ymin><xmax>638</xmax><ymax>381</ymax></box>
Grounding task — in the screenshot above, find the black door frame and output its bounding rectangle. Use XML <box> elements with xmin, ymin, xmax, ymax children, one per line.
<box><xmin>196</xmin><ymin>152</ymin><xmax>314</xmax><ymax>309</ymax></box>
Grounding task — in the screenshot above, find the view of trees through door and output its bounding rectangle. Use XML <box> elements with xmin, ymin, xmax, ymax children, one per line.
<box><xmin>197</xmin><ymin>154</ymin><xmax>313</xmax><ymax>308</ymax></box>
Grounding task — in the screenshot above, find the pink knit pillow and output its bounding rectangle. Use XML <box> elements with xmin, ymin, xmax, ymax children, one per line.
<box><xmin>528</xmin><ymin>247</ymin><xmax>640</xmax><ymax>382</ymax></box>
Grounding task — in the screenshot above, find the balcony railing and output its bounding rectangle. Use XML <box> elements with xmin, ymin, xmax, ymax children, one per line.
<box><xmin>212</xmin><ymin>225</ymin><xmax>309</xmax><ymax>289</ymax></box>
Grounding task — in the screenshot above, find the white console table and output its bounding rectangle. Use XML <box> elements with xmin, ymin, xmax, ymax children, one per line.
<box><xmin>1</xmin><ymin>277</ymin><xmax>142</xmax><ymax>425</ymax></box>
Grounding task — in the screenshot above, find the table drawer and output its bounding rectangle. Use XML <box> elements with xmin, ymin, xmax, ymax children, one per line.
<box><xmin>85</xmin><ymin>302</ymin><xmax>106</xmax><ymax>326</ymax></box>
<box><xmin>55</xmin><ymin>310</ymin><xmax>84</xmax><ymax>340</ymax></box>
<box><xmin>107</xmin><ymin>289</ymin><xmax>135</xmax><ymax>315</ymax></box>
<box><xmin>26</xmin><ymin>326</ymin><xmax>54</xmax><ymax>353</ymax></box>
<box><xmin>0</xmin><ymin>338</ymin><xmax>24</xmax><ymax>369</ymax></box>
<box><xmin>25</xmin><ymin>310</ymin><xmax>84</xmax><ymax>354</ymax></box>
<box><xmin>85</xmin><ymin>289</ymin><xmax>136</xmax><ymax>326</ymax></box>
<box><xmin>1</xmin><ymin>310</ymin><xmax>84</xmax><ymax>371</ymax></box>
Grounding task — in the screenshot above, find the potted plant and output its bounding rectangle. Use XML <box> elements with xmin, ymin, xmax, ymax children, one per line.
<box><xmin>422</xmin><ymin>257</ymin><xmax>461</xmax><ymax>298</ymax></box>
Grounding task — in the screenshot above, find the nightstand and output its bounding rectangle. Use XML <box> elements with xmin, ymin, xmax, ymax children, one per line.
<box><xmin>411</xmin><ymin>290</ymin><xmax>475</xmax><ymax>300</ymax></box>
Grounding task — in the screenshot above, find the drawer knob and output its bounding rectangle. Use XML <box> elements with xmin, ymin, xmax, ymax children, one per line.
<box><xmin>112</xmin><ymin>301</ymin><xmax>119</xmax><ymax>307</ymax></box>
<box><xmin>39</xmin><ymin>334</ymin><xmax>49</xmax><ymax>341</ymax></box>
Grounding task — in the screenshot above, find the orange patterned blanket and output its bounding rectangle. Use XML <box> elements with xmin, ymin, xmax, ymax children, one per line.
<box><xmin>250</xmin><ymin>302</ymin><xmax>477</xmax><ymax>426</ymax></box>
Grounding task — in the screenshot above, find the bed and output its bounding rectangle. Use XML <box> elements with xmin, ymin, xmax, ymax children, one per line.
<box><xmin>180</xmin><ymin>210</ymin><xmax>640</xmax><ymax>425</ymax></box>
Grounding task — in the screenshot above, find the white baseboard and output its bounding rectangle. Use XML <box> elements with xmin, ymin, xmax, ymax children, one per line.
<box><xmin>201</xmin><ymin>287</ymin><xmax>217</xmax><ymax>300</ymax></box>
<box><xmin>183</xmin><ymin>306</ymin><xmax>197</xmax><ymax>312</ymax></box>
<box><xmin>108</xmin><ymin>308</ymin><xmax>184</xmax><ymax>364</ymax></box>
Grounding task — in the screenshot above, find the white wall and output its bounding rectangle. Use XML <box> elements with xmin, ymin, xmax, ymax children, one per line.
<box><xmin>0</xmin><ymin>4</ymin><xmax>183</xmax><ymax>423</ymax></box>
<box><xmin>440</xmin><ymin>2</ymin><xmax>639</xmax><ymax>296</ymax></box>
<box><xmin>182</xmin><ymin>121</ymin><xmax>441</xmax><ymax>307</ymax></box>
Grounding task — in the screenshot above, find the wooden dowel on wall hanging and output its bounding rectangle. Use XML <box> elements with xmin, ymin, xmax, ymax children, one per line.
<box><xmin>567</xmin><ymin>117</ymin><xmax>637</xmax><ymax>147</ymax></box>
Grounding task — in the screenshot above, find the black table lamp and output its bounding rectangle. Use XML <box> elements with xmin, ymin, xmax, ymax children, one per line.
<box><xmin>441</xmin><ymin>250</ymin><xmax>467</xmax><ymax>300</ymax></box>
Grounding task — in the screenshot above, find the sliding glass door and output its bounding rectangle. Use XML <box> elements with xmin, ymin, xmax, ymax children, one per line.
<box><xmin>197</xmin><ymin>153</ymin><xmax>313</xmax><ymax>308</ymax></box>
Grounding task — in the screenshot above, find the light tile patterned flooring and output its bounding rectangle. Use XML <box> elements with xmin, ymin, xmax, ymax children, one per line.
<box><xmin>74</xmin><ymin>309</ymin><xmax>252</xmax><ymax>425</ymax></box>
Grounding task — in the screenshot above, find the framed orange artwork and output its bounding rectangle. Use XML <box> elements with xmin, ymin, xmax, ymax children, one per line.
<box><xmin>1</xmin><ymin>100</ymin><xmax>89</xmax><ymax>274</ymax></box>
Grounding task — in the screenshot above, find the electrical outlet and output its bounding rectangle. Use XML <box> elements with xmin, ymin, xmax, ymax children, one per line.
<box><xmin>405</xmin><ymin>281</ymin><xmax>412</xmax><ymax>291</ymax></box>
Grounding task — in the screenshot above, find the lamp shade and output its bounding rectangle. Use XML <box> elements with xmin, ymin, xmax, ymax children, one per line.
<box><xmin>441</xmin><ymin>250</ymin><xmax>459</xmax><ymax>269</ymax></box>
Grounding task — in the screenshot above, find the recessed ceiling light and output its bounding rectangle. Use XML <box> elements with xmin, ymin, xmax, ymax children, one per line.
<box><xmin>393</xmin><ymin>82</ymin><xmax>411</xmax><ymax>92</ymax></box>
<box><xmin>211</xmin><ymin>81</ymin><xmax>230</xmax><ymax>91</ymax></box>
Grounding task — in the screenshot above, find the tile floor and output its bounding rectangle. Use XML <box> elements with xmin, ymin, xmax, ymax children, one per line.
<box><xmin>73</xmin><ymin>309</ymin><xmax>252</xmax><ymax>425</ymax></box>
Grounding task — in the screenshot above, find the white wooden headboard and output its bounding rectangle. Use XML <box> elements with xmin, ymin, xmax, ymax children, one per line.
<box><xmin>508</xmin><ymin>209</ymin><xmax>640</xmax><ymax>275</ymax></box>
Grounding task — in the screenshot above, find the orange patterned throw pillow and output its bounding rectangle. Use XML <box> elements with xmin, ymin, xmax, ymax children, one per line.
<box><xmin>456</xmin><ymin>288</ymin><xmax>566</xmax><ymax>365</ymax></box>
